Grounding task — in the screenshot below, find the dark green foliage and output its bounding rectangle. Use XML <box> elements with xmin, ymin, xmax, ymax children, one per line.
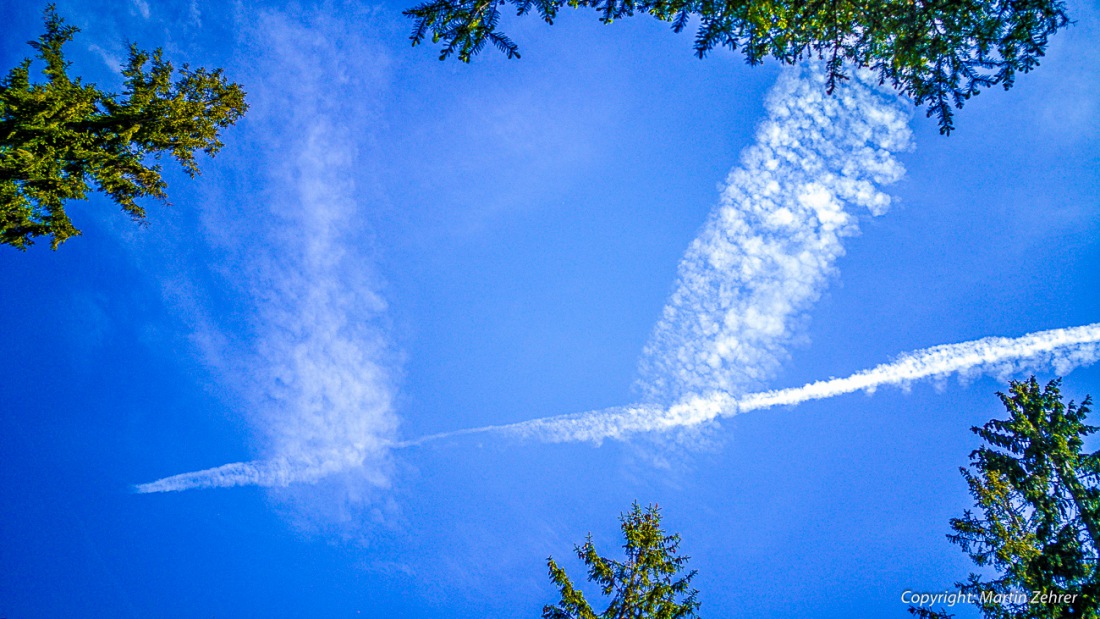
<box><xmin>0</xmin><ymin>6</ymin><xmax>247</xmax><ymax>250</ymax></box>
<box><xmin>403</xmin><ymin>0</ymin><xmax>1070</xmax><ymax>134</ymax></box>
<box><xmin>910</xmin><ymin>378</ymin><xmax>1100</xmax><ymax>619</ymax></box>
<box><xmin>543</xmin><ymin>502</ymin><xmax>700</xmax><ymax>619</ymax></box>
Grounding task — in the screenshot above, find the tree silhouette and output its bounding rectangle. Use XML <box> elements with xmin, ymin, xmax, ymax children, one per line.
<box><xmin>1</xmin><ymin>6</ymin><xmax>248</xmax><ymax>250</ymax></box>
<box><xmin>544</xmin><ymin>502</ymin><xmax>700</xmax><ymax>619</ymax></box>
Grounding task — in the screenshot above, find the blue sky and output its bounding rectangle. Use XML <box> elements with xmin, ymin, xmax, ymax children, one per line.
<box><xmin>2</xmin><ymin>0</ymin><xmax>1099</xmax><ymax>616</ymax></box>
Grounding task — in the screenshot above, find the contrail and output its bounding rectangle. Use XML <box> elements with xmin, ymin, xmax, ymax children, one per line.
<box><xmin>638</xmin><ymin>63</ymin><xmax>912</xmax><ymax>403</ymax></box>
<box><xmin>137</xmin><ymin>322</ymin><xmax>1100</xmax><ymax>492</ymax></box>
<box><xmin>392</xmin><ymin>323</ymin><xmax>1100</xmax><ymax>448</ymax></box>
<box><xmin>135</xmin><ymin>58</ymin><xmax>1095</xmax><ymax>495</ymax></box>
<box><xmin>134</xmin><ymin>450</ymin><xmax>375</xmax><ymax>493</ymax></box>
<box><xmin>135</xmin><ymin>12</ymin><xmax>398</xmax><ymax>497</ymax></box>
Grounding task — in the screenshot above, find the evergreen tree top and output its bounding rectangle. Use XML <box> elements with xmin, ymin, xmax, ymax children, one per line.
<box><xmin>912</xmin><ymin>378</ymin><xmax>1100</xmax><ymax>619</ymax></box>
<box><xmin>403</xmin><ymin>0</ymin><xmax>1070</xmax><ymax>134</ymax></box>
<box><xmin>0</xmin><ymin>5</ymin><xmax>248</xmax><ymax>250</ymax></box>
<box><xmin>544</xmin><ymin>502</ymin><xmax>700</xmax><ymax>619</ymax></box>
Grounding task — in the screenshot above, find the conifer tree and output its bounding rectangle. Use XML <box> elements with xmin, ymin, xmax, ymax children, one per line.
<box><xmin>0</xmin><ymin>6</ymin><xmax>247</xmax><ymax>250</ymax></box>
<box><xmin>403</xmin><ymin>0</ymin><xmax>1069</xmax><ymax>134</ymax></box>
<box><xmin>912</xmin><ymin>377</ymin><xmax>1100</xmax><ymax>619</ymax></box>
<box><xmin>544</xmin><ymin>502</ymin><xmax>700</xmax><ymax>619</ymax></box>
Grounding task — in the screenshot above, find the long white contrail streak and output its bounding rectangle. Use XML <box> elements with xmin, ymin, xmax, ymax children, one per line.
<box><xmin>735</xmin><ymin>322</ymin><xmax>1100</xmax><ymax>412</ymax></box>
<box><xmin>134</xmin><ymin>56</ymin><xmax>1094</xmax><ymax>495</ymax></box>
<box><xmin>136</xmin><ymin>323</ymin><xmax>1100</xmax><ymax>492</ymax></box>
<box><xmin>397</xmin><ymin>322</ymin><xmax>1100</xmax><ymax>447</ymax></box>
<box><xmin>134</xmin><ymin>453</ymin><xmax>364</xmax><ymax>493</ymax></box>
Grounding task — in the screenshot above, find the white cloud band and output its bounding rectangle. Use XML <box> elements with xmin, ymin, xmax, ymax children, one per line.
<box><xmin>137</xmin><ymin>11</ymin><xmax>397</xmax><ymax>497</ymax></box>
<box><xmin>394</xmin><ymin>323</ymin><xmax>1100</xmax><ymax>448</ymax></box>
<box><xmin>136</xmin><ymin>56</ymin><xmax>1097</xmax><ymax>494</ymax></box>
<box><xmin>638</xmin><ymin>63</ymin><xmax>913</xmax><ymax>403</ymax></box>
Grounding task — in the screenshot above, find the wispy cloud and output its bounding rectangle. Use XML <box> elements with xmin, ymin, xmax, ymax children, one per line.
<box><xmin>139</xmin><ymin>49</ymin><xmax>1097</xmax><ymax>496</ymax></box>
<box><xmin>131</xmin><ymin>0</ymin><xmax>151</xmax><ymax>20</ymax></box>
<box><xmin>400</xmin><ymin>323</ymin><xmax>1100</xmax><ymax>447</ymax></box>
<box><xmin>137</xmin><ymin>10</ymin><xmax>396</xmax><ymax>496</ymax></box>
<box><xmin>87</xmin><ymin>44</ymin><xmax>123</xmax><ymax>74</ymax></box>
<box><xmin>638</xmin><ymin>64</ymin><xmax>912</xmax><ymax>403</ymax></box>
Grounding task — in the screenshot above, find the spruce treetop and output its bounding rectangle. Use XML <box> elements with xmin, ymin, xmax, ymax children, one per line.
<box><xmin>544</xmin><ymin>502</ymin><xmax>700</xmax><ymax>619</ymax></box>
<box><xmin>0</xmin><ymin>5</ymin><xmax>248</xmax><ymax>250</ymax></box>
<box><xmin>912</xmin><ymin>377</ymin><xmax>1100</xmax><ymax>619</ymax></box>
<box><xmin>403</xmin><ymin>0</ymin><xmax>1070</xmax><ymax>134</ymax></box>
